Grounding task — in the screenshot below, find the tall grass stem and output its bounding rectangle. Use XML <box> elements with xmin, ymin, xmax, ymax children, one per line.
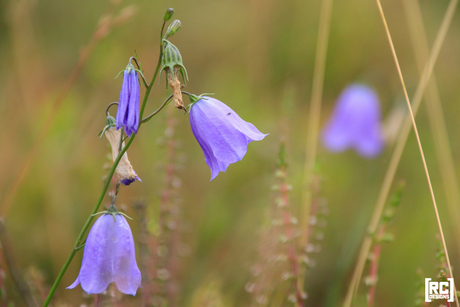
<box><xmin>403</xmin><ymin>0</ymin><xmax>460</xmax><ymax>255</ymax></box>
<box><xmin>299</xmin><ymin>0</ymin><xmax>333</xmax><ymax>290</ymax></box>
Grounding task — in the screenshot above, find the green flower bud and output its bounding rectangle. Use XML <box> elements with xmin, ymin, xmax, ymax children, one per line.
<box><xmin>164</xmin><ymin>8</ymin><xmax>174</xmax><ymax>22</ymax></box>
<box><xmin>165</xmin><ymin>19</ymin><xmax>181</xmax><ymax>38</ymax></box>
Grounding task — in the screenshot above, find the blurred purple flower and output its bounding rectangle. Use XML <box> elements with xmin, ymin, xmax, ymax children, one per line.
<box><xmin>321</xmin><ymin>84</ymin><xmax>384</xmax><ymax>158</ymax></box>
<box><xmin>116</xmin><ymin>67</ymin><xmax>140</xmax><ymax>137</ymax></box>
<box><xmin>67</xmin><ymin>214</ymin><xmax>141</xmax><ymax>295</ymax></box>
<box><xmin>189</xmin><ymin>97</ymin><xmax>268</xmax><ymax>180</ymax></box>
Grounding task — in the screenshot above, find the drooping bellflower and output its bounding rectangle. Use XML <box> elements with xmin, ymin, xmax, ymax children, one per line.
<box><xmin>67</xmin><ymin>212</ymin><xmax>142</xmax><ymax>295</ymax></box>
<box><xmin>116</xmin><ymin>64</ymin><xmax>140</xmax><ymax>137</ymax></box>
<box><xmin>189</xmin><ymin>97</ymin><xmax>267</xmax><ymax>180</ymax></box>
<box><xmin>105</xmin><ymin>125</ymin><xmax>141</xmax><ymax>185</ymax></box>
<box><xmin>321</xmin><ymin>84</ymin><xmax>384</xmax><ymax>158</ymax></box>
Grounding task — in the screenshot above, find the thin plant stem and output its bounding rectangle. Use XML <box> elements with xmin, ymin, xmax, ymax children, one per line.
<box><xmin>42</xmin><ymin>18</ymin><xmax>170</xmax><ymax>307</ymax></box>
<box><xmin>403</xmin><ymin>0</ymin><xmax>460</xmax><ymax>255</ymax></box>
<box><xmin>280</xmin><ymin>167</ymin><xmax>304</xmax><ymax>307</ymax></box>
<box><xmin>367</xmin><ymin>227</ymin><xmax>384</xmax><ymax>307</ymax></box>
<box><xmin>141</xmin><ymin>93</ymin><xmax>174</xmax><ymax>123</ymax></box>
<box><xmin>343</xmin><ymin>0</ymin><xmax>458</xmax><ymax>306</ymax></box>
<box><xmin>298</xmin><ymin>0</ymin><xmax>333</xmax><ymax>293</ymax></box>
<box><xmin>300</xmin><ymin>0</ymin><xmax>333</xmax><ymax>248</ymax></box>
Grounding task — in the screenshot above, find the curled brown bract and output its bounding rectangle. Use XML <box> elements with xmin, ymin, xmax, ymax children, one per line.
<box><xmin>167</xmin><ymin>66</ymin><xmax>184</xmax><ymax>110</ymax></box>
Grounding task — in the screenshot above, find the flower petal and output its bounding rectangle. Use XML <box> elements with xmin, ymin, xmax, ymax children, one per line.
<box><xmin>126</xmin><ymin>70</ymin><xmax>140</xmax><ymax>136</ymax></box>
<box><xmin>66</xmin><ymin>276</ymin><xmax>80</xmax><ymax>290</ymax></box>
<box><xmin>190</xmin><ymin>112</ymin><xmax>230</xmax><ymax>180</ymax></box>
<box><xmin>113</xmin><ymin>215</ymin><xmax>142</xmax><ymax>295</ymax></box>
<box><xmin>321</xmin><ymin>113</ymin><xmax>353</xmax><ymax>152</ymax></box>
<box><xmin>354</xmin><ymin>126</ymin><xmax>384</xmax><ymax>158</ymax></box>
<box><xmin>116</xmin><ymin>71</ymin><xmax>130</xmax><ymax>130</ymax></box>
<box><xmin>74</xmin><ymin>215</ymin><xmax>118</xmax><ymax>294</ymax></box>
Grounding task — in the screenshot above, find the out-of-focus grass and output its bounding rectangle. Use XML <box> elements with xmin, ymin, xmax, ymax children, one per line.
<box><xmin>1</xmin><ymin>0</ymin><xmax>460</xmax><ymax>306</ymax></box>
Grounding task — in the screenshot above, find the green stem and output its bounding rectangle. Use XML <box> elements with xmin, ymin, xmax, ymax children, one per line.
<box><xmin>42</xmin><ymin>19</ymin><xmax>168</xmax><ymax>307</ymax></box>
<box><xmin>139</xmin><ymin>39</ymin><xmax>165</xmax><ymax>122</ymax></box>
<box><xmin>141</xmin><ymin>93</ymin><xmax>173</xmax><ymax>123</ymax></box>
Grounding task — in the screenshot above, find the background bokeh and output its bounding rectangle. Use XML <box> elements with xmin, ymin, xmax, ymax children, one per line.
<box><xmin>1</xmin><ymin>0</ymin><xmax>460</xmax><ymax>306</ymax></box>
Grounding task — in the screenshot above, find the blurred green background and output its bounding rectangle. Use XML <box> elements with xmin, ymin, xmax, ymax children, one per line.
<box><xmin>1</xmin><ymin>0</ymin><xmax>460</xmax><ymax>306</ymax></box>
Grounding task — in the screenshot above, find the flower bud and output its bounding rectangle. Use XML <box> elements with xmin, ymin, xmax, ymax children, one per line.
<box><xmin>165</xmin><ymin>19</ymin><xmax>181</xmax><ymax>38</ymax></box>
<box><xmin>164</xmin><ymin>8</ymin><xmax>174</xmax><ymax>22</ymax></box>
<box><xmin>116</xmin><ymin>63</ymin><xmax>140</xmax><ymax>137</ymax></box>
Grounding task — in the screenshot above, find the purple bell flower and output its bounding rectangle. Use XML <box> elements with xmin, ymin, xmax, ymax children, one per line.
<box><xmin>189</xmin><ymin>97</ymin><xmax>267</xmax><ymax>180</ymax></box>
<box><xmin>116</xmin><ymin>66</ymin><xmax>140</xmax><ymax>137</ymax></box>
<box><xmin>67</xmin><ymin>213</ymin><xmax>141</xmax><ymax>295</ymax></box>
<box><xmin>321</xmin><ymin>84</ymin><xmax>384</xmax><ymax>158</ymax></box>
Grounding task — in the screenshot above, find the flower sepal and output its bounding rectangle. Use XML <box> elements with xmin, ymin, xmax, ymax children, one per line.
<box><xmin>92</xmin><ymin>205</ymin><xmax>133</xmax><ymax>223</ymax></box>
<box><xmin>97</xmin><ymin>115</ymin><xmax>117</xmax><ymax>139</ymax></box>
<box><xmin>115</xmin><ymin>61</ymin><xmax>146</xmax><ymax>86</ymax></box>
<box><xmin>185</xmin><ymin>93</ymin><xmax>214</xmax><ymax>112</ymax></box>
<box><xmin>160</xmin><ymin>40</ymin><xmax>189</xmax><ymax>84</ymax></box>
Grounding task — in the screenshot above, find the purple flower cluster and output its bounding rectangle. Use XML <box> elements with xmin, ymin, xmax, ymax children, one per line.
<box><xmin>68</xmin><ymin>213</ymin><xmax>141</xmax><ymax>295</ymax></box>
<box><xmin>321</xmin><ymin>84</ymin><xmax>384</xmax><ymax>158</ymax></box>
<box><xmin>189</xmin><ymin>97</ymin><xmax>268</xmax><ymax>180</ymax></box>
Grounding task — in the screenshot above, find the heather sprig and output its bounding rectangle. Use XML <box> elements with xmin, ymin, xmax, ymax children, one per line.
<box><xmin>150</xmin><ymin>107</ymin><xmax>188</xmax><ymax>306</ymax></box>
<box><xmin>365</xmin><ymin>183</ymin><xmax>404</xmax><ymax>306</ymax></box>
<box><xmin>415</xmin><ymin>237</ymin><xmax>460</xmax><ymax>306</ymax></box>
<box><xmin>248</xmin><ymin>143</ymin><xmax>305</xmax><ymax>306</ymax></box>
